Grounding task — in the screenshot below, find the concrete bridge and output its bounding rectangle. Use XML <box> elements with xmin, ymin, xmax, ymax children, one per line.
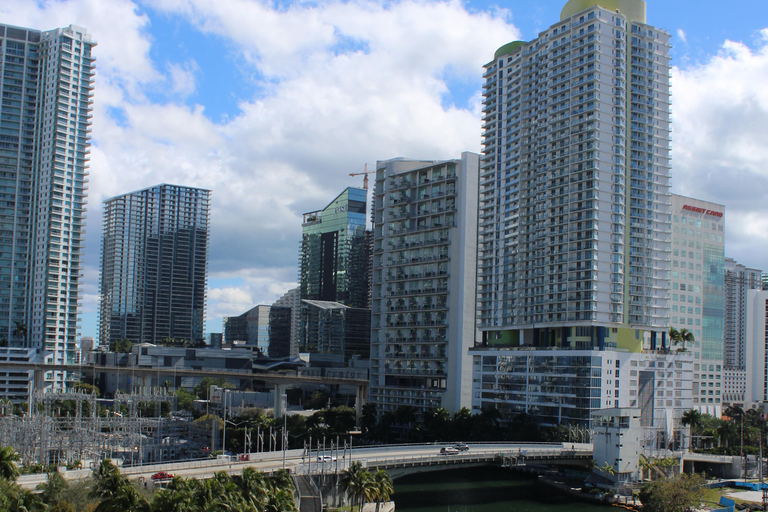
<box><xmin>16</xmin><ymin>442</ymin><xmax>593</xmax><ymax>490</ymax></box>
<box><xmin>0</xmin><ymin>361</ymin><xmax>368</xmax><ymax>419</ymax></box>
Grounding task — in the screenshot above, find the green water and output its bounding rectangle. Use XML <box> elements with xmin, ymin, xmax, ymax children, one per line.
<box><xmin>393</xmin><ymin>467</ymin><xmax>609</xmax><ymax>512</ymax></box>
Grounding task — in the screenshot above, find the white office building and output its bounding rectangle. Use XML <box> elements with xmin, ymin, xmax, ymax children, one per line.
<box><xmin>0</xmin><ymin>24</ymin><xmax>96</xmax><ymax>391</ymax></box>
<box><xmin>669</xmin><ymin>194</ymin><xmax>725</xmax><ymax>416</ymax></box>
<box><xmin>721</xmin><ymin>258</ymin><xmax>762</xmax><ymax>405</ymax></box>
<box><xmin>745</xmin><ymin>290</ymin><xmax>768</xmax><ymax>405</ymax></box>
<box><xmin>370</xmin><ymin>153</ymin><xmax>478</xmax><ymax>415</ymax></box>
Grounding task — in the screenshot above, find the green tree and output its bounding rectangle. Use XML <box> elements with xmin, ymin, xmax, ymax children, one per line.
<box><xmin>0</xmin><ymin>445</ymin><xmax>21</xmax><ymax>480</ymax></box>
<box><xmin>340</xmin><ymin>461</ymin><xmax>367</xmax><ymax>511</ymax></box>
<box><xmin>677</xmin><ymin>328</ymin><xmax>695</xmax><ymax>350</ymax></box>
<box><xmin>175</xmin><ymin>387</ymin><xmax>196</xmax><ymax>412</ymax></box>
<box><xmin>360</xmin><ymin>402</ymin><xmax>377</xmax><ymax>436</ymax></box>
<box><xmin>372</xmin><ymin>470</ymin><xmax>393</xmax><ymax>512</ymax></box>
<box><xmin>237</xmin><ymin>467</ymin><xmax>269</xmax><ymax>508</ymax></box>
<box><xmin>638</xmin><ymin>472</ymin><xmax>705</xmax><ymax>512</ymax></box>
<box><xmin>12</xmin><ymin>321</ymin><xmax>27</xmax><ymax>345</ymax></box>
<box><xmin>37</xmin><ymin>471</ymin><xmax>69</xmax><ymax>507</ymax></box>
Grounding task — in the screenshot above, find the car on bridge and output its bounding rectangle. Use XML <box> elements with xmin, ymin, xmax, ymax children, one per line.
<box><xmin>317</xmin><ymin>455</ymin><xmax>337</xmax><ymax>462</ymax></box>
<box><xmin>453</xmin><ymin>443</ymin><xmax>469</xmax><ymax>452</ymax></box>
<box><xmin>151</xmin><ymin>471</ymin><xmax>174</xmax><ymax>481</ymax></box>
<box><xmin>440</xmin><ymin>446</ymin><xmax>459</xmax><ymax>455</ymax></box>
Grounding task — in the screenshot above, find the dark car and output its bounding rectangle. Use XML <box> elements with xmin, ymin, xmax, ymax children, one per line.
<box><xmin>151</xmin><ymin>471</ymin><xmax>174</xmax><ymax>480</ymax></box>
<box><xmin>454</xmin><ymin>443</ymin><xmax>470</xmax><ymax>452</ymax></box>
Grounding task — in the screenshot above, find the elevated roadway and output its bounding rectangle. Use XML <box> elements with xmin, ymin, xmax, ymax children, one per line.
<box><xmin>0</xmin><ymin>361</ymin><xmax>368</xmax><ymax>418</ymax></box>
<box><xmin>16</xmin><ymin>442</ymin><xmax>593</xmax><ymax>490</ymax></box>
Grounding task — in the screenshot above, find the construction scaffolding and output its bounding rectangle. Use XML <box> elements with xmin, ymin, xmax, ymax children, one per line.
<box><xmin>0</xmin><ymin>388</ymin><xmax>210</xmax><ymax>466</ymax></box>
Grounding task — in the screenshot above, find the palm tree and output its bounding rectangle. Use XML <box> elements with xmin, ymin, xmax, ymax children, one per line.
<box><xmin>677</xmin><ymin>328</ymin><xmax>694</xmax><ymax>350</ymax></box>
<box><xmin>238</xmin><ymin>467</ymin><xmax>269</xmax><ymax>508</ymax></box>
<box><xmin>668</xmin><ymin>327</ymin><xmax>681</xmax><ymax>350</ymax></box>
<box><xmin>0</xmin><ymin>445</ymin><xmax>21</xmax><ymax>481</ymax></box>
<box><xmin>264</xmin><ymin>488</ymin><xmax>298</xmax><ymax>512</ymax></box>
<box><xmin>340</xmin><ymin>462</ymin><xmax>367</xmax><ymax>511</ymax></box>
<box><xmin>597</xmin><ymin>462</ymin><xmax>616</xmax><ymax>476</ymax></box>
<box><xmin>681</xmin><ymin>409</ymin><xmax>702</xmax><ymax>449</ymax></box>
<box><xmin>372</xmin><ymin>470</ymin><xmax>393</xmax><ymax>512</ymax></box>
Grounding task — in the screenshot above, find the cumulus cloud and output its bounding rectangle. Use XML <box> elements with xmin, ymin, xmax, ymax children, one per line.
<box><xmin>8</xmin><ymin>0</ymin><xmax>520</xmax><ymax>340</ymax></box>
<box><xmin>672</xmin><ymin>28</ymin><xmax>768</xmax><ymax>266</ymax></box>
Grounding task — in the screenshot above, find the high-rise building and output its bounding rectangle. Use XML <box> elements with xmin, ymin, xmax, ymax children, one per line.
<box><xmin>722</xmin><ymin>259</ymin><xmax>764</xmax><ymax>406</ymax></box>
<box><xmin>299</xmin><ymin>187</ymin><xmax>372</xmax><ymax>368</ymax></box>
<box><xmin>267</xmin><ymin>306</ymin><xmax>292</xmax><ymax>358</ymax></box>
<box><xmin>273</xmin><ymin>287</ymin><xmax>300</xmax><ymax>357</ymax></box>
<box><xmin>723</xmin><ymin>258</ymin><xmax>762</xmax><ymax>370</ymax></box>
<box><xmin>669</xmin><ymin>195</ymin><xmax>724</xmax><ymax>415</ymax></box>
<box><xmin>745</xmin><ymin>290</ymin><xmax>768</xmax><ymax>404</ymax></box>
<box><xmin>300</xmin><ymin>299</ymin><xmax>371</xmax><ymax>363</ymax></box>
<box><xmin>300</xmin><ymin>187</ymin><xmax>371</xmax><ymax>309</ymax></box>
<box><xmin>478</xmin><ymin>0</ymin><xmax>671</xmax><ymax>347</ymax></box>
<box><xmin>0</xmin><ymin>24</ymin><xmax>96</xmax><ymax>390</ymax></box>
<box><xmin>370</xmin><ymin>153</ymin><xmax>479</xmax><ymax>415</ymax></box>
<box><xmin>473</xmin><ymin>1</ymin><xmax>691</xmax><ymax>436</ymax></box>
<box><xmin>99</xmin><ymin>184</ymin><xmax>210</xmax><ymax>347</ymax></box>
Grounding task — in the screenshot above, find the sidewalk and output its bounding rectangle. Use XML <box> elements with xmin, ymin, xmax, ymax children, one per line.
<box><xmin>361</xmin><ymin>502</ymin><xmax>395</xmax><ymax>512</ymax></box>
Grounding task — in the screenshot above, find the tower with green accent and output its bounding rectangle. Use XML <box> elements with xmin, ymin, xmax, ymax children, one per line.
<box><xmin>477</xmin><ymin>0</ymin><xmax>671</xmax><ymax>354</ymax></box>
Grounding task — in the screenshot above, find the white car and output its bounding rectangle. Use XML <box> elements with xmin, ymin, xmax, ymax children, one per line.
<box><xmin>440</xmin><ymin>446</ymin><xmax>460</xmax><ymax>455</ymax></box>
<box><xmin>317</xmin><ymin>455</ymin><xmax>337</xmax><ymax>462</ymax></box>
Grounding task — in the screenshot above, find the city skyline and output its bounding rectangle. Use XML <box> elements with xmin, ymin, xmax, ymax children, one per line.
<box><xmin>4</xmin><ymin>0</ymin><xmax>768</xmax><ymax>342</ymax></box>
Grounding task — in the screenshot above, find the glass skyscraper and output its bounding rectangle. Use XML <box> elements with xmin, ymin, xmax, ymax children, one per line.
<box><xmin>298</xmin><ymin>187</ymin><xmax>372</xmax><ymax>364</ymax></box>
<box><xmin>300</xmin><ymin>187</ymin><xmax>370</xmax><ymax>309</ymax></box>
<box><xmin>99</xmin><ymin>184</ymin><xmax>210</xmax><ymax>347</ymax></box>
<box><xmin>0</xmin><ymin>24</ymin><xmax>95</xmax><ymax>389</ymax></box>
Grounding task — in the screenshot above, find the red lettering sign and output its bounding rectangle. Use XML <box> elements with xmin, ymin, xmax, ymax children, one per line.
<box><xmin>682</xmin><ymin>205</ymin><xmax>723</xmax><ymax>218</ymax></box>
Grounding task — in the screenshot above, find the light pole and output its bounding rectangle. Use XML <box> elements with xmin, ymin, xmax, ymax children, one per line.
<box><xmin>282</xmin><ymin>393</ymin><xmax>287</xmax><ymax>469</ymax></box>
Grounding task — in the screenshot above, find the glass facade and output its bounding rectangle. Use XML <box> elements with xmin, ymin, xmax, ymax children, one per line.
<box><xmin>299</xmin><ymin>299</ymin><xmax>371</xmax><ymax>362</ymax></box>
<box><xmin>300</xmin><ymin>187</ymin><xmax>370</xmax><ymax>309</ymax></box>
<box><xmin>99</xmin><ymin>185</ymin><xmax>210</xmax><ymax>346</ymax></box>
<box><xmin>701</xmin><ymin>243</ymin><xmax>724</xmax><ymax>361</ymax></box>
<box><xmin>0</xmin><ymin>24</ymin><xmax>95</xmax><ymax>388</ymax></box>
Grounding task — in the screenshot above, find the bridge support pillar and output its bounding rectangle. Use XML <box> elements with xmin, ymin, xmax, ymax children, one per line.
<box><xmin>355</xmin><ymin>384</ymin><xmax>367</xmax><ymax>426</ymax></box>
<box><xmin>273</xmin><ymin>384</ymin><xmax>286</xmax><ymax>418</ymax></box>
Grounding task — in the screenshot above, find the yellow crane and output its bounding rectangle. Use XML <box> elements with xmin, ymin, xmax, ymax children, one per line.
<box><xmin>349</xmin><ymin>164</ymin><xmax>375</xmax><ymax>190</ymax></box>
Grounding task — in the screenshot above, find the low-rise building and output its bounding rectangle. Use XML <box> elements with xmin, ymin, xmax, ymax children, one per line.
<box><xmin>471</xmin><ymin>346</ymin><xmax>692</xmax><ymax>448</ymax></box>
<box><xmin>88</xmin><ymin>345</ymin><xmax>254</xmax><ymax>396</ymax></box>
<box><xmin>0</xmin><ymin>347</ymin><xmax>40</xmax><ymax>402</ymax></box>
<box><xmin>591</xmin><ymin>408</ymin><xmax>642</xmax><ymax>486</ymax></box>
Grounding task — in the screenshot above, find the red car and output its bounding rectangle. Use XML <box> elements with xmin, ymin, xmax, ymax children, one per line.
<box><xmin>151</xmin><ymin>471</ymin><xmax>174</xmax><ymax>481</ymax></box>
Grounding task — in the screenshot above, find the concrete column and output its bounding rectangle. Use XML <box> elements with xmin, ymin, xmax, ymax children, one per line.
<box><xmin>355</xmin><ymin>385</ymin><xmax>367</xmax><ymax>426</ymax></box>
<box><xmin>273</xmin><ymin>384</ymin><xmax>286</xmax><ymax>417</ymax></box>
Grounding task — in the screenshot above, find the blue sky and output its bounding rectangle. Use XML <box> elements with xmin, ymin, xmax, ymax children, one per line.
<box><xmin>3</xmin><ymin>0</ymin><xmax>768</xmax><ymax>343</ymax></box>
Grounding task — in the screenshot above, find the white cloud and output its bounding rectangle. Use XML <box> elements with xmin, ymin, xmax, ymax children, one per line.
<box><xmin>168</xmin><ymin>60</ymin><xmax>200</xmax><ymax>97</ymax></box>
<box><xmin>10</xmin><ymin>0</ymin><xmax>519</xmax><ymax>340</ymax></box>
<box><xmin>672</xmin><ymin>28</ymin><xmax>768</xmax><ymax>267</ymax></box>
<box><xmin>677</xmin><ymin>28</ymin><xmax>687</xmax><ymax>44</ymax></box>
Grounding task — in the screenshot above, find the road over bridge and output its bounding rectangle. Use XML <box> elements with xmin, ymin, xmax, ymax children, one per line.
<box><xmin>17</xmin><ymin>442</ymin><xmax>593</xmax><ymax>490</ymax></box>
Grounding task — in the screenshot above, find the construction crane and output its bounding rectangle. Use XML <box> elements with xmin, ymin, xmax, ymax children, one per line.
<box><xmin>350</xmin><ymin>164</ymin><xmax>375</xmax><ymax>190</ymax></box>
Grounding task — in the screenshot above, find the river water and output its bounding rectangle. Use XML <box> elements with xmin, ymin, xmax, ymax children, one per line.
<box><xmin>393</xmin><ymin>467</ymin><xmax>609</xmax><ymax>512</ymax></box>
